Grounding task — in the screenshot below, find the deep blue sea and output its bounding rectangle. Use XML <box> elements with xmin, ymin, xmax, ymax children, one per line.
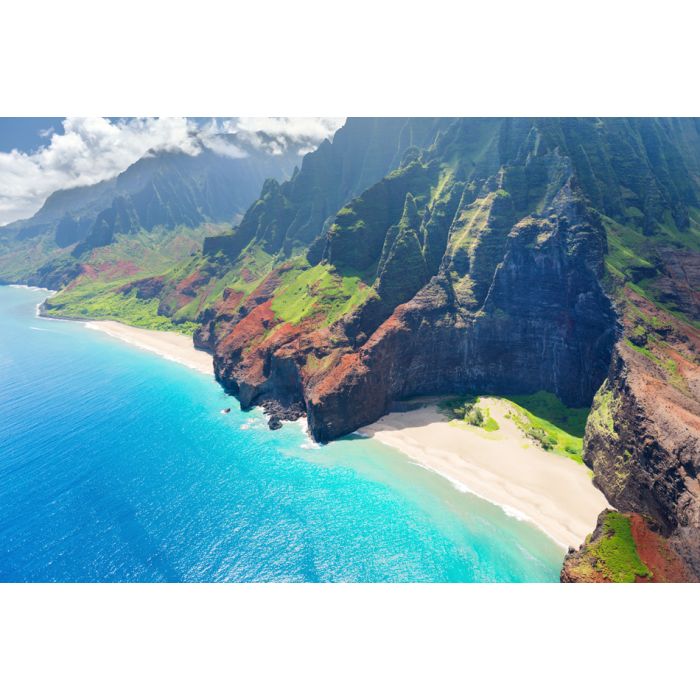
<box><xmin>0</xmin><ymin>285</ymin><xmax>563</xmax><ymax>582</ymax></box>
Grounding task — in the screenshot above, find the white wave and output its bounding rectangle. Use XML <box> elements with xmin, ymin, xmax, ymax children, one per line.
<box><xmin>8</xmin><ymin>283</ymin><xmax>56</xmax><ymax>293</ymax></box>
<box><xmin>289</xmin><ymin>416</ymin><xmax>322</xmax><ymax>450</ymax></box>
<box><xmin>300</xmin><ymin>438</ymin><xmax>320</xmax><ymax>450</ymax></box>
<box><xmin>240</xmin><ymin>417</ymin><xmax>263</xmax><ymax>431</ymax></box>
<box><xmin>404</xmin><ymin>457</ymin><xmax>536</xmax><ymax>529</ymax></box>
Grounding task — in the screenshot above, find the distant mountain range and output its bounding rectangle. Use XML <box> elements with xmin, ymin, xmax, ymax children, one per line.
<box><xmin>0</xmin><ymin>133</ymin><xmax>302</xmax><ymax>287</ymax></box>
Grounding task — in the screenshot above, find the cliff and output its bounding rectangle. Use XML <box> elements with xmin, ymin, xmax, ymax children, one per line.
<box><xmin>561</xmin><ymin>510</ymin><xmax>695</xmax><ymax>582</ymax></box>
<box><xmin>563</xmin><ymin>287</ymin><xmax>700</xmax><ymax>579</ymax></box>
<box><xmin>22</xmin><ymin>117</ymin><xmax>700</xmax><ymax>581</ymax></box>
<box><xmin>190</xmin><ymin>118</ymin><xmax>700</xmax><ymax>580</ymax></box>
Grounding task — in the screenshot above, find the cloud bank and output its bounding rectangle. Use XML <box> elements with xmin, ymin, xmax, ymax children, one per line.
<box><xmin>0</xmin><ymin>117</ymin><xmax>345</xmax><ymax>226</ymax></box>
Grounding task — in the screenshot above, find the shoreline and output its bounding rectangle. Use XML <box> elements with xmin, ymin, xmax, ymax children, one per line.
<box><xmin>14</xmin><ymin>286</ymin><xmax>603</xmax><ymax>549</ymax></box>
<box><xmin>361</xmin><ymin>399</ymin><xmax>610</xmax><ymax>549</ymax></box>
<box><xmin>14</xmin><ymin>287</ymin><xmax>214</xmax><ymax>376</ymax></box>
<box><xmin>84</xmin><ymin>320</ymin><xmax>214</xmax><ymax>375</ymax></box>
<box><xmin>7</xmin><ymin>283</ymin><xmax>56</xmax><ymax>294</ymax></box>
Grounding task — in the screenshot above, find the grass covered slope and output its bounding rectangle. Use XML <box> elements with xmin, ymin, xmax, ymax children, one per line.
<box><xmin>562</xmin><ymin>509</ymin><xmax>696</xmax><ymax>583</ymax></box>
<box><xmin>602</xmin><ymin>210</ymin><xmax>700</xmax><ymax>328</ymax></box>
<box><xmin>563</xmin><ymin>511</ymin><xmax>652</xmax><ymax>583</ymax></box>
<box><xmin>503</xmin><ymin>392</ymin><xmax>589</xmax><ymax>463</ymax></box>
<box><xmin>438</xmin><ymin>392</ymin><xmax>588</xmax><ymax>462</ymax></box>
<box><xmin>270</xmin><ymin>261</ymin><xmax>376</xmax><ymax>326</ymax></box>
<box><xmin>41</xmin><ymin>225</ymin><xmax>224</xmax><ymax>333</ymax></box>
<box><xmin>43</xmin><ymin>282</ymin><xmax>198</xmax><ymax>334</ymax></box>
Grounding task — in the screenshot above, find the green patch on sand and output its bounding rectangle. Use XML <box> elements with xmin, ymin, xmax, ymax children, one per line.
<box><xmin>440</xmin><ymin>390</ymin><xmax>587</xmax><ymax>456</ymax></box>
<box><xmin>438</xmin><ymin>395</ymin><xmax>500</xmax><ymax>432</ymax></box>
<box><xmin>502</xmin><ymin>391</ymin><xmax>588</xmax><ymax>463</ymax></box>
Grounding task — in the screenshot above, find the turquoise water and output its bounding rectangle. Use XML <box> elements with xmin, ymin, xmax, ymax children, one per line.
<box><xmin>0</xmin><ymin>285</ymin><xmax>563</xmax><ymax>582</ymax></box>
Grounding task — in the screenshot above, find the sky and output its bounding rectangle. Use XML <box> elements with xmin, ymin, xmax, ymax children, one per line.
<box><xmin>0</xmin><ymin>117</ymin><xmax>345</xmax><ymax>227</ymax></box>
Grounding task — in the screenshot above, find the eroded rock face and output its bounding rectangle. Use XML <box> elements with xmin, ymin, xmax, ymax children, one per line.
<box><xmin>117</xmin><ymin>276</ymin><xmax>165</xmax><ymax>300</ymax></box>
<box><xmin>580</xmin><ymin>307</ymin><xmax>700</xmax><ymax>576</ymax></box>
<box><xmin>561</xmin><ymin>510</ymin><xmax>697</xmax><ymax>583</ymax></box>
<box><xmin>561</xmin><ymin>281</ymin><xmax>700</xmax><ymax>580</ymax></box>
<box><xmin>197</xmin><ymin>118</ymin><xmax>700</xmax><ymax>579</ymax></box>
<box><xmin>653</xmin><ymin>250</ymin><xmax>700</xmax><ymax>320</ymax></box>
<box><xmin>207</xmin><ymin>190</ymin><xmax>616</xmax><ymax>442</ymax></box>
<box><xmin>307</xmin><ymin>210</ymin><xmax>615</xmax><ymax>441</ymax></box>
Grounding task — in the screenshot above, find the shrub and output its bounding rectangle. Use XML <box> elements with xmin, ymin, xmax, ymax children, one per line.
<box><xmin>466</xmin><ymin>406</ymin><xmax>485</xmax><ymax>427</ymax></box>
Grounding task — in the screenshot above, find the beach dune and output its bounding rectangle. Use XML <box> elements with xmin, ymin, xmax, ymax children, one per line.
<box><xmin>362</xmin><ymin>398</ymin><xmax>609</xmax><ymax>549</ymax></box>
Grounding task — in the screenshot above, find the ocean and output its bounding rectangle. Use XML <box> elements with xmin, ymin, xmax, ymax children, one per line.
<box><xmin>0</xmin><ymin>285</ymin><xmax>563</xmax><ymax>582</ymax></box>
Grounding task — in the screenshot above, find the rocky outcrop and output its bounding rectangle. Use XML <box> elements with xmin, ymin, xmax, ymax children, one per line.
<box><xmin>194</xmin><ymin>119</ymin><xmax>700</xmax><ymax>581</ymax></box>
<box><xmin>116</xmin><ymin>275</ymin><xmax>165</xmax><ymax>300</ymax></box>
<box><xmin>205</xmin><ymin>118</ymin><xmax>700</xmax><ymax>440</ymax></box>
<box><xmin>561</xmin><ymin>509</ymin><xmax>696</xmax><ymax>583</ymax></box>
<box><xmin>305</xmin><ymin>199</ymin><xmax>615</xmax><ymax>439</ymax></box>
<box><xmin>205</xmin><ymin>183</ymin><xmax>616</xmax><ymax>441</ymax></box>
<box><xmin>572</xmin><ymin>290</ymin><xmax>700</xmax><ymax>577</ymax></box>
<box><xmin>653</xmin><ymin>250</ymin><xmax>700</xmax><ymax>320</ymax></box>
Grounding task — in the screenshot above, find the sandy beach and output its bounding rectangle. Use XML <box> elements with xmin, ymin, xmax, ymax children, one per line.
<box><xmin>85</xmin><ymin>320</ymin><xmax>214</xmax><ymax>376</ymax></box>
<box><xmin>363</xmin><ymin>397</ymin><xmax>609</xmax><ymax>549</ymax></box>
<box><xmin>82</xmin><ymin>315</ymin><xmax>605</xmax><ymax>548</ymax></box>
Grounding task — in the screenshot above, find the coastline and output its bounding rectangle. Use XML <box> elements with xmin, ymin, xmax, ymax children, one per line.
<box><xmin>16</xmin><ymin>285</ymin><xmax>600</xmax><ymax>550</ymax></box>
<box><xmin>13</xmin><ymin>286</ymin><xmax>214</xmax><ymax>376</ymax></box>
<box><xmin>84</xmin><ymin>320</ymin><xmax>214</xmax><ymax>375</ymax></box>
<box><xmin>361</xmin><ymin>398</ymin><xmax>609</xmax><ymax>549</ymax></box>
<box><xmin>2</xmin><ymin>283</ymin><xmax>563</xmax><ymax>583</ymax></box>
<box><xmin>8</xmin><ymin>283</ymin><xmax>56</xmax><ymax>294</ymax></box>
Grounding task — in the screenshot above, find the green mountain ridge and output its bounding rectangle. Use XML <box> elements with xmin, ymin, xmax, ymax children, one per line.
<box><xmin>12</xmin><ymin>117</ymin><xmax>700</xmax><ymax>582</ymax></box>
<box><xmin>0</xmin><ymin>135</ymin><xmax>302</xmax><ymax>288</ymax></box>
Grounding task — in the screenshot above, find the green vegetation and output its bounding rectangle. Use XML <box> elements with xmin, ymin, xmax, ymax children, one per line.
<box><xmin>503</xmin><ymin>391</ymin><xmax>589</xmax><ymax>463</ymax></box>
<box><xmin>602</xmin><ymin>212</ymin><xmax>700</xmax><ymax>328</ymax></box>
<box><xmin>602</xmin><ymin>216</ymin><xmax>657</xmax><ymax>283</ymax></box>
<box><xmin>43</xmin><ymin>283</ymin><xmax>196</xmax><ymax>334</ymax></box>
<box><xmin>271</xmin><ymin>261</ymin><xmax>375</xmax><ymax>326</ymax></box>
<box><xmin>482</xmin><ymin>412</ymin><xmax>500</xmax><ymax>432</ymax></box>
<box><xmin>0</xmin><ymin>233</ymin><xmax>67</xmax><ymax>282</ymax></box>
<box><xmin>39</xmin><ymin>225</ymin><xmax>230</xmax><ymax>329</ymax></box>
<box><xmin>440</xmin><ymin>392</ymin><xmax>586</xmax><ymax>449</ymax></box>
<box><xmin>217</xmin><ymin>244</ymin><xmax>274</xmax><ymax>295</ymax></box>
<box><xmin>624</xmin><ymin>337</ymin><xmax>685</xmax><ymax>388</ymax></box>
<box><xmin>586</xmin><ymin>380</ymin><xmax>619</xmax><ymax>439</ymax></box>
<box><xmin>468</xmin><ymin>405</ymin><xmax>485</xmax><ymax>426</ymax></box>
<box><xmin>439</xmin><ymin>394</ymin><xmax>477</xmax><ymax>419</ymax></box>
<box><xmin>585</xmin><ymin>512</ymin><xmax>652</xmax><ymax>583</ymax></box>
<box><xmin>445</xmin><ymin>189</ymin><xmax>515</xmax><ymax>305</ymax></box>
<box><xmin>87</xmin><ymin>225</ymin><xmax>217</xmax><ymax>272</ymax></box>
<box><xmin>327</xmin><ymin>158</ymin><xmax>435</xmax><ymax>278</ymax></box>
<box><xmin>438</xmin><ymin>395</ymin><xmax>500</xmax><ymax>432</ymax></box>
<box><xmin>157</xmin><ymin>245</ymin><xmax>273</xmax><ymax>324</ymax></box>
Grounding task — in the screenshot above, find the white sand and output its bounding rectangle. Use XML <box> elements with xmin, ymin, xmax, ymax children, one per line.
<box><xmin>79</xmin><ymin>317</ymin><xmax>606</xmax><ymax>548</ymax></box>
<box><xmin>362</xmin><ymin>397</ymin><xmax>609</xmax><ymax>549</ymax></box>
<box><xmin>85</xmin><ymin>320</ymin><xmax>214</xmax><ymax>375</ymax></box>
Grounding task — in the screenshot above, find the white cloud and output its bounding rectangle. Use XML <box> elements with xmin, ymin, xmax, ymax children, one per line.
<box><xmin>0</xmin><ymin>117</ymin><xmax>345</xmax><ymax>226</ymax></box>
<box><xmin>207</xmin><ymin>117</ymin><xmax>345</xmax><ymax>156</ymax></box>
